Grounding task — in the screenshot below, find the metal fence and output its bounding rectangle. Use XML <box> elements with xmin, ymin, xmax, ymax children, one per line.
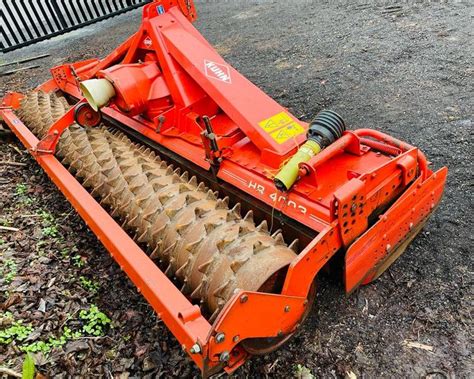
<box><xmin>1</xmin><ymin>0</ymin><xmax>152</xmax><ymax>53</ymax></box>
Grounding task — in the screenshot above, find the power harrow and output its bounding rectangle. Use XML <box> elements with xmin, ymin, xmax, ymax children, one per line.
<box><xmin>0</xmin><ymin>0</ymin><xmax>447</xmax><ymax>375</ymax></box>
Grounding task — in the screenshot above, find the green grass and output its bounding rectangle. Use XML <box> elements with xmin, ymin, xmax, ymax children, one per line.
<box><xmin>79</xmin><ymin>276</ymin><xmax>100</xmax><ymax>294</ymax></box>
<box><xmin>0</xmin><ymin>317</ymin><xmax>33</xmax><ymax>344</ymax></box>
<box><xmin>1</xmin><ymin>259</ymin><xmax>17</xmax><ymax>284</ymax></box>
<box><xmin>15</xmin><ymin>183</ymin><xmax>28</xmax><ymax>196</ymax></box>
<box><xmin>1</xmin><ymin>305</ymin><xmax>111</xmax><ymax>355</ymax></box>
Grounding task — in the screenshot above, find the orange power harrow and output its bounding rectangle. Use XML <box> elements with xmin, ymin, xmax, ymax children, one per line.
<box><xmin>0</xmin><ymin>1</ymin><xmax>447</xmax><ymax>376</ymax></box>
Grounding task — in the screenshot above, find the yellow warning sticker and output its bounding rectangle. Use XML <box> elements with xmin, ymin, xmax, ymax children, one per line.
<box><xmin>258</xmin><ymin>112</ymin><xmax>305</xmax><ymax>144</ymax></box>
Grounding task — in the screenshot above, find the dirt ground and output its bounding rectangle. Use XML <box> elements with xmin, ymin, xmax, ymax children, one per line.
<box><xmin>1</xmin><ymin>1</ymin><xmax>472</xmax><ymax>378</ymax></box>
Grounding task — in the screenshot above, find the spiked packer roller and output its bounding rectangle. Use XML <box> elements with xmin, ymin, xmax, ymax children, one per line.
<box><xmin>0</xmin><ymin>0</ymin><xmax>447</xmax><ymax>375</ymax></box>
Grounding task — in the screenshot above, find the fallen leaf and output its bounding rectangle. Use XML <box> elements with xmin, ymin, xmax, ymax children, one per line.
<box><xmin>38</xmin><ymin>298</ymin><xmax>46</xmax><ymax>313</ymax></box>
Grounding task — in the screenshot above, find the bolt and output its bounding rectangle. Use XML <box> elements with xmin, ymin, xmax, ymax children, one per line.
<box><xmin>219</xmin><ymin>351</ymin><xmax>230</xmax><ymax>362</ymax></box>
<box><xmin>284</xmin><ymin>305</ymin><xmax>290</xmax><ymax>313</ymax></box>
<box><xmin>190</xmin><ymin>343</ymin><xmax>201</xmax><ymax>354</ymax></box>
<box><xmin>215</xmin><ymin>332</ymin><xmax>225</xmax><ymax>343</ymax></box>
<box><xmin>303</xmin><ymin>300</ymin><xmax>308</xmax><ymax>307</ymax></box>
<box><xmin>277</xmin><ymin>330</ymin><xmax>283</xmax><ymax>337</ymax></box>
<box><xmin>240</xmin><ymin>294</ymin><xmax>248</xmax><ymax>303</ymax></box>
<box><xmin>409</xmin><ymin>222</ymin><xmax>414</xmax><ymax>230</ymax></box>
<box><xmin>386</xmin><ymin>244</ymin><xmax>391</xmax><ymax>252</ymax></box>
<box><xmin>233</xmin><ymin>335</ymin><xmax>240</xmax><ymax>343</ymax></box>
<box><xmin>351</xmin><ymin>203</ymin><xmax>357</xmax><ymax>213</ymax></box>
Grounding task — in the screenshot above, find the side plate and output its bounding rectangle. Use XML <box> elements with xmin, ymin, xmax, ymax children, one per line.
<box><xmin>345</xmin><ymin>167</ymin><xmax>448</xmax><ymax>293</ymax></box>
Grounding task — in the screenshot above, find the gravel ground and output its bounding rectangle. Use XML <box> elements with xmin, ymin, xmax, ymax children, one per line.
<box><xmin>1</xmin><ymin>1</ymin><xmax>472</xmax><ymax>378</ymax></box>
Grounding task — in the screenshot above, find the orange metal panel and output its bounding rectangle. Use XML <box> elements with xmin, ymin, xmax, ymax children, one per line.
<box><xmin>345</xmin><ymin>167</ymin><xmax>448</xmax><ymax>292</ymax></box>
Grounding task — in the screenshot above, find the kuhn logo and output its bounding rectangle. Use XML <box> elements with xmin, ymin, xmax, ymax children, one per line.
<box><xmin>204</xmin><ymin>60</ymin><xmax>232</xmax><ymax>84</ymax></box>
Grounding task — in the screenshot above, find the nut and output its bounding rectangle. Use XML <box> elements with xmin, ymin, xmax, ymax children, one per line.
<box><xmin>190</xmin><ymin>343</ymin><xmax>201</xmax><ymax>354</ymax></box>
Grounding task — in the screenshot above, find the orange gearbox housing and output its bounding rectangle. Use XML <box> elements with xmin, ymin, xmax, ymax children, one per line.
<box><xmin>98</xmin><ymin>61</ymin><xmax>172</xmax><ymax>118</ymax></box>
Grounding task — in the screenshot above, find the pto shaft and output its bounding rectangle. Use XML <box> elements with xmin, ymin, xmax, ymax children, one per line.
<box><xmin>274</xmin><ymin>110</ymin><xmax>346</xmax><ymax>191</ymax></box>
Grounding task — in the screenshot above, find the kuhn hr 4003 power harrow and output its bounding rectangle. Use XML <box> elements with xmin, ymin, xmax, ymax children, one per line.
<box><xmin>1</xmin><ymin>0</ymin><xmax>447</xmax><ymax>375</ymax></box>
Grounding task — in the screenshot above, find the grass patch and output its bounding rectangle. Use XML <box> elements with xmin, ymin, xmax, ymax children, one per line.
<box><xmin>79</xmin><ymin>276</ymin><xmax>100</xmax><ymax>294</ymax></box>
<box><xmin>1</xmin><ymin>259</ymin><xmax>17</xmax><ymax>284</ymax></box>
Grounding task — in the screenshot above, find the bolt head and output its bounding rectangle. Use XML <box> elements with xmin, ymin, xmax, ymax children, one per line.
<box><xmin>351</xmin><ymin>203</ymin><xmax>357</xmax><ymax>212</ymax></box>
<box><xmin>233</xmin><ymin>335</ymin><xmax>240</xmax><ymax>343</ymax></box>
<box><xmin>190</xmin><ymin>343</ymin><xmax>201</xmax><ymax>354</ymax></box>
<box><xmin>219</xmin><ymin>351</ymin><xmax>230</xmax><ymax>362</ymax></box>
<box><xmin>215</xmin><ymin>332</ymin><xmax>225</xmax><ymax>343</ymax></box>
<box><xmin>240</xmin><ymin>294</ymin><xmax>248</xmax><ymax>303</ymax></box>
<box><xmin>284</xmin><ymin>305</ymin><xmax>290</xmax><ymax>313</ymax></box>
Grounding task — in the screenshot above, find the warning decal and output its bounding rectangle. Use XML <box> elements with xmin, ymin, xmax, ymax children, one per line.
<box><xmin>258</xmin><ymin>112</ymin><xmax>305</xmax><ymax>144</ymax></box>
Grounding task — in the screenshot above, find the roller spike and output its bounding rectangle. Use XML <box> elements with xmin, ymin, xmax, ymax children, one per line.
<box><xmin>243</xmin><ymin>210</ymin><xmax>254</xmax><ymax>223</ymax></box>
<box><xmin>128</xmin><ymin>214</ymin><xmax>139</xmax><ymax>226</ymax></box>
<box><xmin>180</xmin><ymin>171</ymin><xmax>189</xmax><ymax>182</ymax></box>
<box><xmin>226</xmin><ymin>211</ymin><xmax>238</xmax><ymax>222</ymax></box>
<box><xmin>206</xmin><ymin>189</ymin><xmax>216</xmax><ymax>200</ymax></box>
<box><xmin>164</xmin><ymin>261</ymin><xmax>174</xmax><ymax>276</ymax></box>
<box><xmin>173</xmin><ymin>167</ymin><xmax>181</xmax><ymax>175</ymax></box>
<box><xmin>162</xmin><ymin>241</ymin><xmax>177</xmax><ymax>256</ymax></box>
<box><xmin>158</xmin><ymin>193</ymin><xmax>172</xmax><ymax>204</ymax></box>
<box><xmin>256</xmin><ymin>220</ymin><xmax>268</xmax><ymax>232</ymax></box>
<box><xmin>230</xmin><ymin>257</ymin><xmax>249</xmax><ymax>273</ymax></box>
<box><xmin>271</xmin><ymin>229</ymin><xmax>283</xmax><ymax>238</ymax></box>
<box><xmin>289</xmin><ymin>239</ymin><xmax>299</xmax><ymax>252</ymax></box>
<box><xmin>150</xmin><ymin>242</ymin><xmax>162</xmax><ymax>259</ymax></box>
<box><xmin>177</xmin><ymin>220</ymin><xmax>192</xmax><ymax>235</ymax></box>
<box><xmin>252</xmin><ymin>241</ymin><xmax>266</xmax><ymax>253</ymax></box>
<box><xmin>184</xmin><ymin>238</ymin><xmax>202</xmax><ymax>252</ymax></box>
<box><xmin>216</xmin><ymin>196</ymin><xmax>229</xmax><ymax>209</ymax></box>
<box><xmin>213</xmin><ymin>280</ymin><xmax>231</xmax><ymax>298</ymax></box>
<box><xmin>274</xmin><ymin>232</ymin><xmax>285</xmax><ymax>245</ymax></box>
<box><xmin>204</xmin><ymin>222</ymin><xmax>218</xmax><ymax>234</ymax></box>
<box><xmin>190</xmin><ymin>282</ymin><xmax>203</xmax><ymax>298</ymax></box>
<box><xmin>198</xmin><ymin>259</ymin><xmax>213</xmax><ymax>274</ymax></box>
<box><xmin>121</xmin><ymin>217</ymin><xmax>129</xmax><ymax>229</ymax></box>
<box><xmin>150</xmin><ymin>224</ymin><xmax>166</xmax><ymax>239</ymax></box>
<box><xmin>231</xmin><ymin>203</ymin><xmax>241</xmax><ymax>217</ymax></box>
<box><xmin>137</xmin><ymin>228</ymin><xmax>148</xmax><ymax>243</ymax></box>
<box><xmin>178</xmin><ymin>183</ymin><xmax>189</xmax><ymax>193</ymax></box>
<box><xmin>165</xmin><ymin>208</ymin><xmax>179</xmax><ymax>218</ymax></box>
<box><xmin>176</xmin><ymin>261</ymin><xmax>189</xmax><ymax>276</ymax></box>
<box><xmin>197</xmin><ymin>182</ymin><xmax>206</xmax><ymax>191</ymax></box>
<box><xmin>186</xmin><ymin>194</ymin><xmax>200</xmax><ymax>204</ymax></box>
<box><xmin>216</xmin><ymin>238</ymin><xmax>233</xmax><ymax>252</ymax></box>
<box><xmin>238</xmin><ymin>224</ymin><xmax>252</xmax><ymax>235</ymax></box>
<box><xmin>189</xmin><ymin>176</ymin><xmax>198</xmax><ymax>186</ymax></box>
<box><xmin>194</xmin><ymin>206</ymin><xmax>209</xmax><ymax>218</ymax></box>
<box><xmin>209</xmin><ymin>308</ymin><xmax>220</xmax><ymax>323</ymax></box>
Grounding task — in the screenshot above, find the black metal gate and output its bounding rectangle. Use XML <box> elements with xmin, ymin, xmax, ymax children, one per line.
<box><xmin>1</xmin><ymin>0</ymin><xmax>151</xmax><ymax>53</ymax></box>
